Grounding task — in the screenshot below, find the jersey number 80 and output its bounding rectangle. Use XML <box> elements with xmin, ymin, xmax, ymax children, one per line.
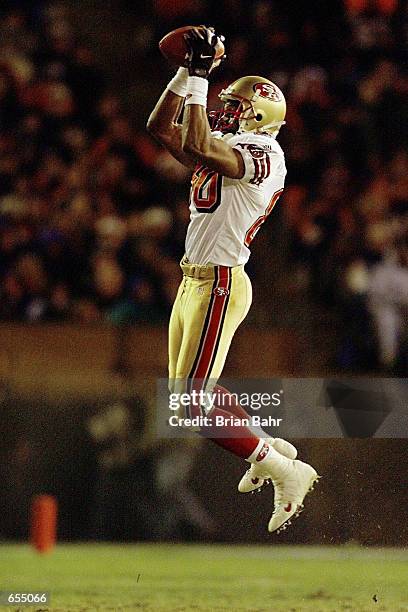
<box><xmin>190</xmin><ymin>165</ymin><xmax>222</xmax><ymax>213</ymax></box>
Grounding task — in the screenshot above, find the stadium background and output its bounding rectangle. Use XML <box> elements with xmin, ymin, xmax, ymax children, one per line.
<box><xmin>0</xmin><ymin>0</ymin><xmax>407</xmax><ymax>550</ymax></box>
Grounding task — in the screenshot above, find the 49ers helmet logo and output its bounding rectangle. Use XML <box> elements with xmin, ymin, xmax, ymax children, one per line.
<box><xmin>213</xmin><ymin>287</ymin><xmax>229</xmax><ymax>297</ymax></box>
<box><xmin>254</xmin><ymin>82</ymin><xmax>282</xmax><ymax>101</ymax></box>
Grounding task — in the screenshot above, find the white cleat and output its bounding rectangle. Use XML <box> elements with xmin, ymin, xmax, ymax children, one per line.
<box><xmin>238</xmin><ymin>438</ymin><xmax>298</xmax><ymax>493</ymax></box>
<box><xmin>268</xmin><ymin>460</ymin><xmax>320</xmax><ymax>534</ymax></box>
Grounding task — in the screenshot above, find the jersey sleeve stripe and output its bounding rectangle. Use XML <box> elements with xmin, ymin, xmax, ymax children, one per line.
<box><xmin>252</xmin><ymin>158</ymin><xmax>263</xmax><ymax>183</ymax></box>
<box><xmin>265</xmin><ymin>153</ymin><xmax>271</xmax><ymax>179</ymax></box>
<box><xmin>250</xmin><ymin>152</ymin><xmax>272</xmax><ymax>185</ymax></box>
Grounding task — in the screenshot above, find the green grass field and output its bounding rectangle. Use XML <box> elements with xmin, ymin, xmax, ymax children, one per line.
<box><xmin>0</xmin><ymin>544</ymin><xmax>407</xmax><ymax>611</ymax></box>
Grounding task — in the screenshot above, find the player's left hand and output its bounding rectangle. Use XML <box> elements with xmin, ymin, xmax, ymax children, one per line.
<box><xmin>184</xmin><ymin>26</ymin><xmax>225</xmax><ymax>79</ymax></box>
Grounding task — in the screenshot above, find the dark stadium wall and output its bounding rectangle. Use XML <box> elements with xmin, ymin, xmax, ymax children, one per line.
<box><xmin>0</xmin><ymin>324</ymin><xmax>406</xmax><ymax>546</ymax></box>
<box><xmin>0</xmin><ymin>323</ymin><xmax>303</xmax><ymax>393</ymax></box>
<box><xmin>1</xmin><ymin>390</ymin><xmax>407</xmax><ymax>545</ymax></box>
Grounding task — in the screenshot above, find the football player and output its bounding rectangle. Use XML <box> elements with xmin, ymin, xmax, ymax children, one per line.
<box><xmin>147</xmin><ymin>26</ymin><xmax>319</xmax><ymax>533</ymax></box>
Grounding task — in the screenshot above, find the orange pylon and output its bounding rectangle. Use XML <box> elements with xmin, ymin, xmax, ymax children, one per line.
<box><xmin>31</xmin><ymin>495</ymin><xmax>57</xmax><ymax>553</ymax></box>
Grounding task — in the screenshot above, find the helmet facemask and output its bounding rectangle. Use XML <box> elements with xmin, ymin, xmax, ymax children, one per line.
<box><xmin>208</xmin><ymin>99</ymin><xmax>243</xmax><ymax>134</ymax></box>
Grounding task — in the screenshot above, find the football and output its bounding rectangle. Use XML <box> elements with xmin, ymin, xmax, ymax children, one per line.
<box><xmin>159</xmin><ymin>26</ymin><xmax>225</xmax><ymax>67</ymax></box>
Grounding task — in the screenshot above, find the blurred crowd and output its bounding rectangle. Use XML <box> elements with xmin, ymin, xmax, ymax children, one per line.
<box><xmin>0</xmin><ymin>0</ymin><xmax>407</xmax><ymax>370</ymax></box>
<box><xmin>0</xmin><ymin>2</ymin><xmax>189</xmax><ymax>325</ymax></box>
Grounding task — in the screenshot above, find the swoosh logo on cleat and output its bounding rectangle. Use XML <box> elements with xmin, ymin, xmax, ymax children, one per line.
<box><xmin>251</xmin><ymin>477</ymin><xmax>259</xmax><ymax>484</ymax></box>
<box><xmin>284</xmin><ymin>503</ymin><xmax>292</xmax><ymax>512</ymax></box>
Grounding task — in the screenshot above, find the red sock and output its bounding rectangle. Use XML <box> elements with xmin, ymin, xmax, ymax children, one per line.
<box><xmin>212</xmin><ymin>384</ymin><xmax>253</xmax><ymax>421</ymax></box>
<box><xmin>199</xmin><ymin>406</ymin><xmax>260</xmax><ymax>459</ymax></box>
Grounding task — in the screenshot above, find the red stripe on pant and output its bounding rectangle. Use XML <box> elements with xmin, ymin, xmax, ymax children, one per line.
<box><xmin>188</xmin><ymin>266</ymin><xmax>230</xmax><ymax>417</ymax></box>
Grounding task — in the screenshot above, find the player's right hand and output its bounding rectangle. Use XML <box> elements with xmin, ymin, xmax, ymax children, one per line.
<box><xmin>184</xmin><ymin>26</ymin><xmax>225</xmax><ymax>79</ymax></box>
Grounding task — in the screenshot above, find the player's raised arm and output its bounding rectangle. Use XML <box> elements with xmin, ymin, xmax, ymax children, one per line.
<box><xmin>146</xmin><ymin>67</ymin><xmax>196</xmax><ymax>169</ymax></box>
<box><xmin>181</xmin><ymin>28</ymin><xmax>245</xmax><ymax>179</ymax></box>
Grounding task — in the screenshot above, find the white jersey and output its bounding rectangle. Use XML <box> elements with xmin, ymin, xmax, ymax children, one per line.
<box><xmin>185</xmin><ymin>130</ymin><xmax>287</xmax><ymax>267</ymax></box>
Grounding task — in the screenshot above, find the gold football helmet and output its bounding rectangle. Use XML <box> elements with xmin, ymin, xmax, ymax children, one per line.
<box><xmin>211</xmin><ymin>76</ymin><xmax>286</xmax><ymax>135</ymax></box>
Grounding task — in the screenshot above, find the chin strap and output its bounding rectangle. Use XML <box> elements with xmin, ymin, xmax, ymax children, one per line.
<box><xmin>262</xmin><ymin>120</ymin><xmax>286</xmax><ymax>130</ymax></box>
<box><xmin>241</xmin><ymin>120</ymin><xmax>286</xmax><ymax>136</ymax></box>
